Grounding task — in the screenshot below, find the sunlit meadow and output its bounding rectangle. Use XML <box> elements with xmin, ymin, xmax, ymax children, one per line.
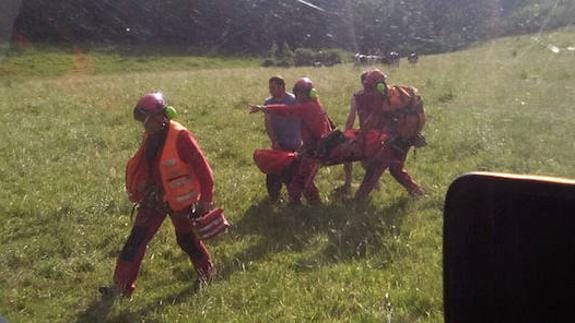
<box><xmin>1</xmin><ymin>27</ymin><xmax>574</xmax><ymax>322</ymax></box>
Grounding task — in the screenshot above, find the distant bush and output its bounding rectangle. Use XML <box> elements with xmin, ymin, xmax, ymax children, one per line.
<box><xmin>316</xmin><ymin>49</ymin><xmax>345</xmax><ymax>66</ymax></box>
<box><xmin>295</xmin><ymin>48</ymin><xmax>347</xmax><ymax>67</ymax></box>
<box><xmin>261</xmin><ymin>58</ymin><xmax>275</xmax><ymax>67</ymax></box>
<box><xmin>261</xmin><ymin>41</ymin><xmax>295</xmax><ymax>67</ymax></box>
<box><xmin>275</xmin><ymin>59</ymin><xmax>292</xmax><ymax>67</ymax></box>
<box><xmin>268</xmin><ymin>41</ymin><xmax>279</xmax><ymax>60</ymax></box>
<box><xmin>294</xmin><ymin>48</ymin><xmax>315</xmax><ymax>66</ymax></box>
<box><xmin>262</xmin><ymin>45</ymin><xmax>349</xmax><ymax>67</ymax></box>
<box><xmin>280</xmin><ymin>42</ymin><xmax>295</xmax><ymax>67</ymax></box>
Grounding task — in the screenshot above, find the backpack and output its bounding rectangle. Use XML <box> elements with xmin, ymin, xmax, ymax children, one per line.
<box><xmin>388</xmin><ymin>85</ymin><xmax>427</xmax><ymax>148</ymax></box>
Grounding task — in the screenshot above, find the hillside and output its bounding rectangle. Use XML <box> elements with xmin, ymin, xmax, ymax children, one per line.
<box><xmin>7</xmin><ymin>0</ymin><xmax>575</xmax><ymax>54</ymax></box>
<box><xmin>1</xmin><ymin>27</ymin><xmax>574</xmax><ymax>322</ymax></box>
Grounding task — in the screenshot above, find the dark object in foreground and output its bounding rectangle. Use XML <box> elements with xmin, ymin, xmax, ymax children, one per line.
<box><xmin>443</xmin><ymin>172</ymin><xmax>575</xmax><ymax>323</ymax></box>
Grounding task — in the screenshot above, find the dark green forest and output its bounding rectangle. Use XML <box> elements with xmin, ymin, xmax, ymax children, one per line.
<box><xmin>5</xmin><ymin>0</ymin><xmax>575</xmax><ymax>55</ymax></box>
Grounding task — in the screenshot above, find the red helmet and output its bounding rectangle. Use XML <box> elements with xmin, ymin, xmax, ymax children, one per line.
<box><xmin>292</xmin><ymin>77</ymin><xmax>314</xmax><ymax>94</ymax></box>
<box><xmin>364</xmin><ymin>69</ymin><xmax>387</xmax><ymax>88</ymax></box>
<box><xmin>293</xmin><ymin>77</ymin><xmax>318</xmax><ymax>99</ymax></box>
<box><xmin>133</xmin><ymin>92</ymin><xmax>166</xmax><ymax>121</ymax></box>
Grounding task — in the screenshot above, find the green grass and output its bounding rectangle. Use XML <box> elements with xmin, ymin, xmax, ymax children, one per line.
<box><xmin>0</xmin><ymin>44</ymin><xmax>260</xmax><ymax>80</ymax></box>
<box><xmin>1</xmin><ymin>27</ymin><xmax>575</xmax><ymax>322</ymax></box>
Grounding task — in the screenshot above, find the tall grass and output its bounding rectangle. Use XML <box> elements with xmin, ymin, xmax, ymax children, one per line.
<box><xmin>1</xmin><ymin>27</ymin><xmax>574</xmax><ymax>322</ymax></box>
<box><xmin>0</xmin><ymin>45</ymin><xmax>260</xmax><ymax>80</ymax></box>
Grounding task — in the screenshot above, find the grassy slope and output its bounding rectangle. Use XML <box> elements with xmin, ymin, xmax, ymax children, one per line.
<box><xmin>0</xmin><ymin>45</ymin><xmax>260</xmax><ymax>80</ymax></box>
<box><xmin>1</xmin><ymin>27</ymin><xmax>574</xmax><ymax>322</ymax></box>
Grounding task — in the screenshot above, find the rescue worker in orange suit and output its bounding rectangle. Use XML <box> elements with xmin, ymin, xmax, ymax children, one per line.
<box><xmin>340</xmin><ymin>70</ymin><xmax>369</xmax><ymax>193</ymax></box>
<box><xmin>100</xmin><ymin>92</ymin><xmax>216</xmax><ymax>298</ymax></box>
<box><xmin>263</xmin><ymin>76</ymin><xmax>301</xmax><ymax>203</ymax></box>
<box><xmin>354</xmin><ymin>69</ymin><xmax>425</xmax><ymax>200</ymax></box>
<box><xmin>250</xmin><ymin>77</ymin><xmax>332</xmax><ymax>205</ymax></box>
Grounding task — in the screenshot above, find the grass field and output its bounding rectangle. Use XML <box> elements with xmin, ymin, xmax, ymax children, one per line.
<box><xmin>1</xmin><ymin>27</ymin><xmax>574</xmax><ymax>322</ymax></box>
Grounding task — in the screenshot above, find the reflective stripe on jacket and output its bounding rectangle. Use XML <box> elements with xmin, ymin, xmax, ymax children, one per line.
<box><xmin>126</xmin><ymin>121</ymin><xmax>201</xmax><ymax>212</ymax></box>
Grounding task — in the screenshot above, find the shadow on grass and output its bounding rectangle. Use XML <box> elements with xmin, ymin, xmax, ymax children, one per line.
<box><xmin>313</xmin><ymin>195</ymin><xmax>410</xmax><ymax>266</ymax></box>
<box><xmin>75</xmin><ymin>193</ymin><xmax>412</xmax><ymax>321</ymax></box>
<box><xmin>76</xmin><ymin>283</ymin><xmax>201</xmax><ymax>322</ymax></box>
<box><xmin>218</xmin><ymin>193</ymin><xmax>411</xmax><ymax>279</ymax></box>
<box><xmin>75</xmin><ymin>297</ymin><xmax>115</xmax><ymax>323</ymax></box>
<box><xmin>124</xmin><ymin>285</ymin><xmax>200</xmax><ymax>322</ymax></box>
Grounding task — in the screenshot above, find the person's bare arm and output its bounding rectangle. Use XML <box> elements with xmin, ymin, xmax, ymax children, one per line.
<box><xmin>342</xmin><ymin>96</ymin><xmax>358</xmax><ymax>191</ymax></box>
<box><xmin>344</xmin><ymin>96</ymin><xmax>358</xmax><ymax>130</ymax></box>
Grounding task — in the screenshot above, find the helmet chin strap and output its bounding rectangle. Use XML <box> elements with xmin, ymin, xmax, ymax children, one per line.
<box><xmin>159</xmin><ymin>114</ymin><xmax>169</xmax><ymax>129</ymax></box>
<box><xmin>144</xmin><ymin>114</ymin><xmax>169</xmax><ymax>133</ymax></box>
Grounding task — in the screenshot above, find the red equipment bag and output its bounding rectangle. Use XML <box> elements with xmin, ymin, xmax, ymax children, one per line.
<box><xmin>191</xmin><ymin>208</ymin><xmax>230</xmax><ymax>240</ymax></box>
<box><xmin>253</xmin><ymin>149</ymin><xmax>297</xmax><ymax>174</ymax></box>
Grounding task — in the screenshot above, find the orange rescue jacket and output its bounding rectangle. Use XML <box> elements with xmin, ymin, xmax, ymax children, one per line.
<box><xmin>126</xmin><ymin>121</ymin><xmax>201</xmax><ymax>212</ymax></box>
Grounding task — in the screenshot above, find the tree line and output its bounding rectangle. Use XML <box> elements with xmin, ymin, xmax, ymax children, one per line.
<box><xmin>11</xmin><ymin>0</ymin><xmax>575</xmax><ymax>55</ymax></box>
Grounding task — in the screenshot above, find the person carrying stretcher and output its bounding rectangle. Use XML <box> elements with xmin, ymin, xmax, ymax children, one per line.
<box><xmin>250</xmin><ymin>77</ymin><xmax>332</xmax><ymax>205</ymax></box>
<box><xmin>352</xmin><ymin>69</ymin><xmax>426</xmax><ymax>200</ymax></box>
<box><xmin>259</xmin><ymin>76</ymin><xmax>301</xmax><ymax>203</ymax></box>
